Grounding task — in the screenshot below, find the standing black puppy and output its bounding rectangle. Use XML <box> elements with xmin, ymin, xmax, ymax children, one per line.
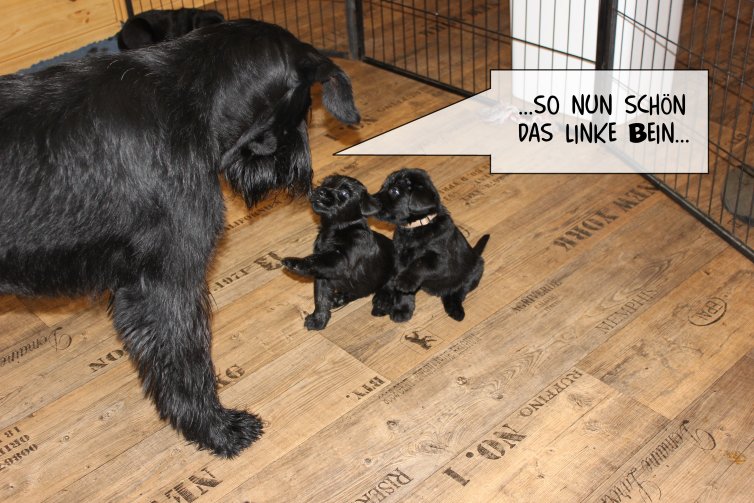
<box><xmin>371</xmin><ymin>168</ymin><xmax>489</xmax><ymax>322</ymax></box>
<box><xmin>282</xmin><ymin>176</ymin><xmax>394</xmax><ymax>330</ymax></box>
<box><xmin>0</xmin><ymin>20</ymin><xmax>359</xmax><ymax>457</ymax></box>
<box><xmin>117</xmin><ymin>8</ymin><xmax>225</xmax><ymax>50</ymax></box>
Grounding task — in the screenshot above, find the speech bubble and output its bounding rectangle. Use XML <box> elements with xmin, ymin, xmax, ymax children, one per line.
<box><xmin>337</xmin><ymin>70</ymin><xmax>708</xmax><ymax>174</ymax></box>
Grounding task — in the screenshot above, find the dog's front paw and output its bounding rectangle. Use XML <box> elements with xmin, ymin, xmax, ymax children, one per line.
<box><xmin>372</xmin><ymin>303</ymin><xmax>390</xmax><ymax>317</ymax></box>
<box><xmin>390</xmin><ymin>304</ymin><xmax>414</xmax><ymax>323</ymax></box>
<box><xmin>394</xmin><ymin>272</ymin><xmax>419</xmax><ymax>293</ymax></box>
<box><xmin>282</xmin><ymin>257</ymin><xmax>309</xmax><ymax>276</ymax></box>
<box><xmin>371</xmin><ymin>290</ymin><xmax>393</xmax><ymax>317</ymax></box>
<box><xmin>304</xmin><ymin>311</ymin><xmax>330</xmax><ymax>330</ymax></box>
<box><xmin>201</xmin><ymin>408</ymin><xmax>264</xmax><ymax>458</ymax></box>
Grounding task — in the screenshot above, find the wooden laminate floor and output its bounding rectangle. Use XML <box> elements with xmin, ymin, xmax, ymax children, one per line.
<box><xmin>0</xmin><ymin>59</ymin><xmax>752</xmax><ymax>503</ymax></box>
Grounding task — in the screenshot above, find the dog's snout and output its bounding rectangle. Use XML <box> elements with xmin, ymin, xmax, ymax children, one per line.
<box><xmin>311</xmin><ymin>187</ymin><xmax>334</xmax><ymax>206</ymax></box>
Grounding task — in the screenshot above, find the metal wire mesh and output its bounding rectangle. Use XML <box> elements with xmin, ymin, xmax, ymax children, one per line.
<box><xmin>124</xmin><ymin>0</ymin><xmax>754</xmax><ymax>260</ymax></box>
<box><xmin>611</xmin><ymin>0</ymin><xmax>754</xmax><ymax>260</ymax></box>
<box><xmin>358</xmin><ymin>0</ymin><xmax>754</xmax><ymax>260</ymax></box>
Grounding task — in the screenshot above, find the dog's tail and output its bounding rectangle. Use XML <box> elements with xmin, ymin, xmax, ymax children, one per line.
<box><xmin>473</xmin><ymin>234</ymin><xmax>491</xmax><ymax>256</ymax></box>
<box><xmin>310</xmin><ymin>54</ymin><xmax>361</xmax><ymax>125</ymax></box>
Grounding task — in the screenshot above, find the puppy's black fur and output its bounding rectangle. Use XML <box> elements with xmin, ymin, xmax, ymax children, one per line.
<box><xmin>282</xmin><ymin>175</ymin><xmax>394</xmax><ymax>330</ymax></box>
<box><xmin>0</xmin><ymin>20</ymin><xmax>359</xmax><ymax>457</ymax></box>
<box><xmin>117</xmin><ymin>8</ymin><xmax>225</xmax><ymax>50</ymax></box>
<box><xmin>371</xmin><ymin>168</ymin><xmax>489</xmax><ymax>322</ymax></box>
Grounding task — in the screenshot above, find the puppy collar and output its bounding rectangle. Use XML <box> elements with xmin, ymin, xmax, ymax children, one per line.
<box><xmin>402</xmin><ymin>213</ymin><xmax>437</xmax><ymax>228</ymax></box>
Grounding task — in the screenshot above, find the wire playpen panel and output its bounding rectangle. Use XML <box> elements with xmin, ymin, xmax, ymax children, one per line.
<box><xmin>123</xmin><ymin>0</ymin><xmax>754</xmax><ymax>261</ymax></box>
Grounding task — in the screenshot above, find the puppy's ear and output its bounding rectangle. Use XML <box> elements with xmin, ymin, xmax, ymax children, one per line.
<box><xmin>408</xmin><ymin>191</ymin><xmax>438</xmax><ymax>215</ymax></box>
<box><xmin>360</xmin><ymin>194</ymin><xmax>380</xmax><ymax>216</ymax></box>
<box><xmin>312</xmin><ymin>58</ymin><xmax>360</xmax><ymax>125</ymax></box>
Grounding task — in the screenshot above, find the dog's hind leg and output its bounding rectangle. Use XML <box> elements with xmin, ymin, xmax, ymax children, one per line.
<box><xmin>111</xmin><ymin>280</ymin><xmax>263</xmax><ymax>457</ymax></box>
<box><xmin>442</xmin><ymin>260</ymin><xmax>484</xmax><ymax>322</ymax></box>
<box><xmin>331</xmin><ymin>290</ymin><xmax>357</xmax><ymax>308</ymax></box>
<box><xmin>441</xmin><ymin>291</ymin><xmax>466</xmax><ymax>321</ymax></box>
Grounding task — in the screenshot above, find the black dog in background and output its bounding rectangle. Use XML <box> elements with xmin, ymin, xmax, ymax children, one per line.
<box><xmin>0</xmin><ymin>20</ymin><xmax>359</xmax><ymax>457</ymax></box>
<box><xmin>282</xmin><ymin>176</ymin><xmax>393</xmax><ymax>330</ymax></box>
<box><xmin>371</xmin><ymin>168</ymin><xmax>489</xmax><ymax>322</ymax></box>
<box><xmin>118</xmin><ymin>8</ymin><xmax>225</xmax><ymax>50</ymax></box>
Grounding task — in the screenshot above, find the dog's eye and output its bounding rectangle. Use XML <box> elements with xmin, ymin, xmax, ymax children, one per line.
<box><xmin>388</xmin><ymin>186</ymin><xmax>400</xmax><ymax>197</ymax></box>
<box><xmin>338</xmin><ymin>189</ymin><xmax>349</xmax><ymax>198</ymax></box>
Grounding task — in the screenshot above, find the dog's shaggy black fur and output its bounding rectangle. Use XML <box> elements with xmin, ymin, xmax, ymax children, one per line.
<box><xmin>117</xmin><ymin>8</ymin><xmax>225</xmax><ymax>50</ymax></box>
<box><xmin>371</xmin><ymin>168</ymin><xmax>489</xmax><ymax>322</ymax></box>
<box><xmin>282</xmin><ymin>175</ymin><xmax>393</xmax><ymax>330</ymax></box>
<box><xmin>0</xmin><ymin>20</ymin><xmax>359</xmax><ymax>457</ymax></box>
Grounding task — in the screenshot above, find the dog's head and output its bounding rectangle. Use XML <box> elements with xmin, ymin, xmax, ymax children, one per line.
<box><xmin>372</xmin><ymin>168</ymin><xmax>443</xmax><ymax>226</ymax></box>
<box><xmin>310</xmin><ymin>175</ymin><xmax>378</xmax><ymax>224</ymax></box>
<box><xmin>117</xmin><ymin>9</ymin><xmax>225</xmax><ymax>50</ymax></box>
<box><xmin>200</xmin><ymin>20</ymin><xmax>360</xmax><ymax>208</ymax></box>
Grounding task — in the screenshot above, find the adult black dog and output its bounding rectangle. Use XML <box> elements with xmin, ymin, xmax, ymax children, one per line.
<box><xmin>371</xmin><ymin>168</ymin><xmax>489</xmax><ymax>322</ymax></box>
<box><xmin>0</xmin><ymin>20</ymin><xmax>359</xmax><ymax>457</ymax></box>
<box><xmin>118</xmin><ymin>8</ymin><xmax>225</xmax><ymax>50</ymax></box>
<box><xmin>282</xmin><ymin>175</ymin><xmax>393</xmax><ymax>330</ymax></box>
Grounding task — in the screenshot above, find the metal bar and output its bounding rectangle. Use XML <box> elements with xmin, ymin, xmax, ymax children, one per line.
<box><xmin>595</xmin><ymin>0</ymin><xmax>618</xmax><ymax>69</ymax></box>
<box><xmin>363</xmin><ymin>56</ymin><xmax>474</xmax><ymax>97</ymax></box>
<box><xmin>346</xmin><ymin>0</ymin><xmax>365</xmax><ymax>60</ymax></box>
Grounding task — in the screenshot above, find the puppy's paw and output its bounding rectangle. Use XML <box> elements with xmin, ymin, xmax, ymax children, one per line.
<box><xmin>282</xmin><ymin>257</ymin><xmax>309</xmax><ymax>276</ymax></box>
<box><xmin>371</xmin><ymin>303</ymin><xmax>390</xmax><ymax>317</ymax></box>
<box><xmin>371</xmin><ymin>291</ymin><xmax>393</xmax><ymax>317</ymax></box>
<box><xmin>304</xmin><ymin>311</ymin><xmax>330</xmax><ymax>330</ymax></box>
<box><xmin>201</xmin><ymin>408</ymin><xmax>264</xmax><ymax>459</ymax></box>
<box><xmin>390</xmin><ymin>305</ymin><xmax>414</xmax><ymax>323</ymax></box>
<box><xmin>442</xmin><ymin>295</ymin><xmax>466</xmax><ymax>321</ymax></box>
<box><xmin>446</xmin><ymin>305</ymin><xmax>465</xmax><ymax>321</ymax></box>
<box><xmin>394</xmin><ymin>273</ymin><xmax>419</xmax><ymax>293</ymax></box>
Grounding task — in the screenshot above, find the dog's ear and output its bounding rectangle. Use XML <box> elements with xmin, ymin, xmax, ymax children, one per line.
<box><xmin>118</xmin><ymin>18</ymin><xmax>156</xmax><ymax>50</ymax></box>
<box><xmin>220</xmin><ymin>119</ymin><xmax>276</xmax><ymax>170</ymax></box>
<box><xmin>247</xmin><ymin>130</ymin><xmax>277</xmax><ymax>156</ymax></box>
<box><xmin>360</xmin><ymin>194</ymin><xmax>380</xmax><ymax>216</ymax></box>
<box><xmin>193</xmin><ymin>11</ymin><xmax>225</xmax><ymax>29</ymax></box>
<box><xmin>408</xmin><ymin>191</ymin><xmax>438</xmax><ymax>215</ymax></box>
<box><xmin>312</xmin><ymin>58</ymin><xmax>360</xmax><ymax>125</ymax></box>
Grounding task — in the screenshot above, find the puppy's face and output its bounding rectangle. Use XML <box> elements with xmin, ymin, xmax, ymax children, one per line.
<box><xmin>373</xmin><ymin>169</ymin><xmax>441</xmax><ymax>225</ymax></box>
<box><xmin>311</xmin><ymin>175</ymin><xmax>379</xmax><ymax>223</ymax></box>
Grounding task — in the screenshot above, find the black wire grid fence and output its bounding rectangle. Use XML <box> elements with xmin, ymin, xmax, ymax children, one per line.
<box><xmin>124</xmin><ymin>0</ymin><xmax>754</xmax><ymax>261</ymax></box>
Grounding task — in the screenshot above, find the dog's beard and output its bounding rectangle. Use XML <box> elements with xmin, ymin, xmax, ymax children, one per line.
<box><xmin>223</xmin><ymin>120</ymin><xmax>313</xmax><ymax>207</ymax></box>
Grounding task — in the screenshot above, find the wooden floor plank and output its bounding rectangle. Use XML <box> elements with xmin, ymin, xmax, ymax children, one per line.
<box><xmin>0</xmin><ymin>57</ymin><xmax>751</xmax><ymax>502</ymax></box>
<box><xmin>402</xmin><ymin>372</ymin><xmax>668</xmax><ymax>503</ymax></box>
<box><xmin>216</xmin><ymin>195</ymin><xmax>727</xmax><ymax>502</ymax></box>
<box><xmin>580</xmin><ymin>247</ymin><xmax>754</xmax><ymax>418</ymax></box>
<box><xmin>584</xmin><ymin>353</ymin><xmax>754</xmax><ymax>503</ymax></box>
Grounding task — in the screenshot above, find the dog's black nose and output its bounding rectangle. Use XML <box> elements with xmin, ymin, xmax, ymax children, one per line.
<box><xmin>310</xmin><ymin>187</ymin><xmax>334</xmax><ymax>208</ymax></box>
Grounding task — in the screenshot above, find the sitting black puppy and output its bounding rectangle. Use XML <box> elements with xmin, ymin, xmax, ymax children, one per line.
<box><xmin>371</xmin><ymin>168</ymin><xmax>490</xmax><ymax>322</ymax></box>
<box><xmin>282</xmin><ymin>175</ymin><xmax>394</xmax><ymax>330</ymax></box>
<box><xmin>118</xmin><ymin>8</ymin><xmax>225</xmax><ymax>50</ymax></box>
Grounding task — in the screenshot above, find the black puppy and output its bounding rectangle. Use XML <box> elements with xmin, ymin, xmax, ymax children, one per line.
<box><xmin>282</xmin><ymin>176</ymin><xmax>394</xmax><ymax>330</ymax></box>
<box><xmin>0</xmin><ymin>20</ymin><xmax>359</xmax><ymax>457</ymax></box>
<box><xmin>118</xmin><ymin>8</ymin><xmax>225</xmax><ymax>50</ymax></box>
<box><xmin>371</xmin><ymin>168</ymin><xmax>489</xmax><ymax>322</ymax></box>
